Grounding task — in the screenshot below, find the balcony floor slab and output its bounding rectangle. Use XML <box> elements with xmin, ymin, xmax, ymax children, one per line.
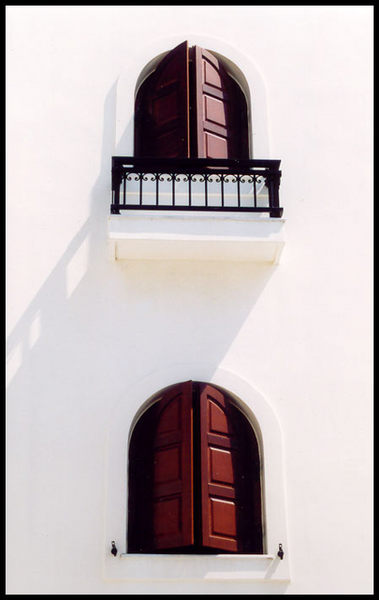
<box><xmin>108</xmin><ymin>211</ymin><xmax>285</xmax><ymax>263</ymax></box>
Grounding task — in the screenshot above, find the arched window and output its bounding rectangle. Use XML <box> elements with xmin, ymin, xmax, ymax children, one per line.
<box><xmin>128</xmin><ymin>381</ymin><xmax>263</xmax><ymax>554</ymax></box>
<box><xmin>134</xmin><ymin>41</ymin><xmax>250</xmax><ymax>159</ymax></box>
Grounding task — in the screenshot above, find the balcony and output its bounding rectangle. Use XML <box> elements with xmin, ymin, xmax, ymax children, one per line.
<box><xmin>108</xmin><ymin>157</ymin><xmax>285</xmax><ymax>263</ymax></box>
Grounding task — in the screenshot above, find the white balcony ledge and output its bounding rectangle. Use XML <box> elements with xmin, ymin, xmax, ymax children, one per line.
<box><xmin>104</xmin><ymin>552</ymin><xmax>290</xmax><ymax>583</ymax></box>
<box><xmin>107</xmin><ymin>211</ymin><xmax>285</xmax><ymax>263</ymax></box>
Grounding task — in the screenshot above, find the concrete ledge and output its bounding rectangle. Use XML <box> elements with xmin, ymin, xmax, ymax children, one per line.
<box><xmin>108</xmin><ymin>212</ymin><xmax>286</xmax><ymax>263</ymax></box>
<box><xmin>104</xmin><ymin>553</ymin><xmax>290</xmax><ymax>582</ymax></box>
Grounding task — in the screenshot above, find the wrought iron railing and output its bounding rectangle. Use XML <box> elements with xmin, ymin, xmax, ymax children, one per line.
<box><xmin>111</xmin><ymin>157</ymin><xmax>283</xmax><ymax>217</ymax></box>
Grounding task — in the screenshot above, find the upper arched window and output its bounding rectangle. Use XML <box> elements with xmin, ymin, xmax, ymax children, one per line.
<box><xmin>134</xmin><ymin>42</ymin><xmax>250</xmax><ymax>159</ymax></box>
<box><xmin>128</xmin><ymin>381</ymin><xmax>263</xmax><ymax>554</ymax></box>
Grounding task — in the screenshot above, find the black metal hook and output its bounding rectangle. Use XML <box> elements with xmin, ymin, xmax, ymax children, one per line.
<box><xmin>111</xmin><ymin>541</ymin><xmax>118</xmax><ymax>557</ymax></box>
<box><xmin>277</xmin><ymin>543</ymin><xmax>284</xmax><ymax>560</ymax></box>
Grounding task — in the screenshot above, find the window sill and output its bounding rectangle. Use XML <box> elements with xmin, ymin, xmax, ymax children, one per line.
<box><xmin>104</xmin><ymin>552</ymin><xmax>290</xmax><ymax>582</ymax></box>
<box><xmin>107</xmin><ymin>212</ymin><xmax>285</xmax><ymax>263</ymax></box>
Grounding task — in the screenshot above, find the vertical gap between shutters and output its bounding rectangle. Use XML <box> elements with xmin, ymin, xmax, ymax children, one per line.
<box><xmin>188</xmin><ymin>47</ymin><xmax>197</xmax><ymax>159</ymax></box>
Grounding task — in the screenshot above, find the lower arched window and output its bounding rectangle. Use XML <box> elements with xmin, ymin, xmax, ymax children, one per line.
<box><xmin>128</xmin><ymin>381</ymin><xmax>263</xmax><ymax>554</ymax></box>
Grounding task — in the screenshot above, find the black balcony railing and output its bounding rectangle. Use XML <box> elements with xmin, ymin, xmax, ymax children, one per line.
<box><xmin>111</xmin><ymin>157</ymin><xmax>283</xmax><ymax>218</ymax></box>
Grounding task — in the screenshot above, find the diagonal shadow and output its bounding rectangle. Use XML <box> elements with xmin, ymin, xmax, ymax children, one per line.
<box><xmin>6</xmin><ymin>79</ymin><xmax>280</xmax><ymax>583</ymax></box>
<box><xmin>7</xmin><ymin>77</ymin><xmax>279</xmax><ymax>398</ymax></box>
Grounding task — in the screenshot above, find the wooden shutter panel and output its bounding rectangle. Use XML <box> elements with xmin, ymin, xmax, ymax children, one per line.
<box><xmin>128</xmin><ymin>381</ymin><xmax>194</xmax><ymax>552</ymax></box>
<box><xmin>151</xmin><ymin>381</ymin><xmax>194</xmax><ymax>549</ymax></box>
<box><xmin>193</xmin><ymin>47</ymin><xmax>249</xmax><ymax>159</ymax></box>
<box><xmin>199</xmin><ymin>384</ymin><xmax>263</xmax><ymax>553</ymax></box>
<box><xmin>134</xmin><ymin>41</ymin><xmax>190</xmax><ymax>158</ymax></box>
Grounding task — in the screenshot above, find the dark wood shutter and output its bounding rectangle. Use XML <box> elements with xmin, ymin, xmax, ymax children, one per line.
<box><xmin>193</xmin><ymin>47</ymin><xmax>249</xmax><ymax>159</ymax></box>
<box><xmin>199</xmin><ymin>383</ymin><xmax>263</xmax><ymax>553</ymax></box>
<box><xmin>151</xmin><ymin>381</ymin><xmax>194</xmax><ymax>549</ymax></box>
<box><xmin>134</xmin><ymin>41</ymin><xmax>190</xmax><ymax>158</ymax></box>
<box><xmin>128</xmin><ymin>381</ymin><xmax>194</xmax><ymax>552</ymax></box>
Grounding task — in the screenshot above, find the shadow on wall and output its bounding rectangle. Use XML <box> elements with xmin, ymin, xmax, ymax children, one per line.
<box><xmin>6</xmin><ymin>80</ymin><xmax>283</xmax><ymax>589</ymax></box>
<box><xmin>7</xmin><ymin>81</ymin><xmax>279</xmax><ymax>403</ymax></box>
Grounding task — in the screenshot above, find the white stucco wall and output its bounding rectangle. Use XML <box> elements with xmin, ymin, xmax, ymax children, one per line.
<box><xmin>6</xmin><ymin>5</ymin><xmax>373</xmax><ymax>595</ymax></box>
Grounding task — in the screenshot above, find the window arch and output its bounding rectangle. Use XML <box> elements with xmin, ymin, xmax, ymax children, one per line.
<box><xmin>134</xmin><ymin>41</ymin><xmax>250</xmax><ymax>159</ymax></box>
<box><xmin>128</xmin><ymin>380</ymin><xmax>263</xmax><ymax>554</ymax></box>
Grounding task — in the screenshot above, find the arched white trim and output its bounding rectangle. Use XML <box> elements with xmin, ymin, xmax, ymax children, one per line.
<box><xmin>104</xmin><ymin>362</ymin><xmax>290</xmax><ymax>583</ymax></box>
<box><xmin>114</xmin><ymin>35</ymin><xmax>271</xmax><ymax>159</ymax></box>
